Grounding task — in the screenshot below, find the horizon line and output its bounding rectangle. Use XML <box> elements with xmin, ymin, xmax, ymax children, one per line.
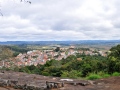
<box><xmin>0</xmin><ymin>40</ymin><xmax>120</xmax><ymax>42</ymax></box>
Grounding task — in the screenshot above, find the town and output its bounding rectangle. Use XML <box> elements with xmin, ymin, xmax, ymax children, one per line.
<box><xmin>0</xmin><ymin>45</ymin><xmax>108</xmax><ymax>68</ymax></box>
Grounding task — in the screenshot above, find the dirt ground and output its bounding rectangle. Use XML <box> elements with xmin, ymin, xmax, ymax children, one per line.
<box><xmin>62</xmin><ymin>76</ymin><xmax>120</xmax><ymax>90</ymax></box>
<box><xmin>0</xmin><ymin>87</ymin><xmax>21</xmax><ymax>90</ymax></box>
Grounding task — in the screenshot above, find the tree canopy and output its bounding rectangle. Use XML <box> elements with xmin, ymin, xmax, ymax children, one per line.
<box><xmin>0</xmin><ymin>46</ymin><xmax>13</xmax><ymax>61</ymax></box>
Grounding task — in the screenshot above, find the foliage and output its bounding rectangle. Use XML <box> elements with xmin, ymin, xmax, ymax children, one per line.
<box><xmin>61</xmin><ymin>70</ymin><xmax>82</xmax><ymax>78</ymax></box>
<box><xmin>0</xmin><ymin>46</ymin><xmax>13</xmax><ymax>61</ymax></box>
<box><xmin>103</xmin><ymin>74</ymin><xmax>110</xmax><ymax>78</ymax></box>
<box><xmin>42</xmin><ymin>72</ymin><xmax>49</xmax><ymax>76</ymax></box>
<box><xmin>108</xmin><ymin>45</ymin><xmax>120</xmax><ymax>60</ymax></box>
<box><xmin>13</xmin><ymin>52</ymin><xmax>20</xmax><ymax>57</ymax></box>
<box><xmin>107</xmin><ymin>45</ymin><xmax>120</xmax><ymax>73</ymax></box>
<box><xmin>11</xmin><ymin>44</ymin><xmax>120</xmax><ymax>79</ymax></box>
<box><xmin>54</xmin><ymin>47</ymin><xmax>60</xmax><ymax>52</ymax></box>
<box><xmin>87</xmin><ymin>74</ymin><xmax>101</xmax><ymax>80</ymax></box>
<box><xmin>10</xmin><ymin>45</ymin><xmax>30</xmax><ymax>53</ymax></box>
<box><xmin>112</xmin><ymin>72</ymin><xmax>120</xmax><ymax>76</ymax></box>
<box><xmin>95</xmin><ymin>71</ymin><xmax>110</xmax><ymax>78</ymax></box>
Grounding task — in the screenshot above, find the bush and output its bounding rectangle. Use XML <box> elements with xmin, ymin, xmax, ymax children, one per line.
<box><xmin>97</xmin><ymin>71</ymin><xmax>110</xmax><ymax>78</ymax></box>
<box><xmin>61</xmin><ymin>70</ymin><xmax>82</xmax><ymax>78</ymax></box>
<box><xmin>103</xmin><ymin>74</ymin><xmax>110</xmax><ymax>78</ymax></box>
<box><xmin>42</xmin><ymin>72</ymin><xmax>50</xmax><ymax>76</ymax></box>
<box><xmin>97</xmin><ymin>71</ymin><xmax>105</xmax><ymax>76</ymax></box>
<box><xmin>112</xmin><ymin>72</ymin><xmax>120</xmax><ymax>76</ymax></box>
<box><xmin>87</xmin><ymin>74</ymin><xmax>101</xmax><ymax>80</ymax></box>
<box><xmin>69</xmin><ymin>70</ymin><xmax>82</xmax><ymax>79</ymax></box>
<box><xmin>61</xmin><ymin>71</ymin><xmax>69</xmax><ymax>78</ymax></box>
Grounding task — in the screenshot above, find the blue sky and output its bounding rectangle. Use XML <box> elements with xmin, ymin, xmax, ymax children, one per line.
<box><xmin>0</xmin><ymin>0</ymin><xmax>120</xmax><ymax>41</ymax></box>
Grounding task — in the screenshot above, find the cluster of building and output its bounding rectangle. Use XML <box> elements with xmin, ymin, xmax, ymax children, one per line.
<box><xmin>0</xmin><ymin>46</ymin><xmax>107</xmax><ymax>68</ymax></box>
<box><xmin>15</xmin><ymin>48</ymin><xmax>75</xmax><ymax>67</ymax></box>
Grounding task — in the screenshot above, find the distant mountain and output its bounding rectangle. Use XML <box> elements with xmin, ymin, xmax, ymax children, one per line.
<box><xmin>0</xmin><ymin>40</ymin><xmax>120</xmax><ymax>45</ymax></box>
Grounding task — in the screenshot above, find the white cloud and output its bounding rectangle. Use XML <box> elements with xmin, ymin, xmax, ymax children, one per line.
<box><xmin>0</xmin><ymin>0</ymin><xmax>120</xmax><ymax>41</ymax></box>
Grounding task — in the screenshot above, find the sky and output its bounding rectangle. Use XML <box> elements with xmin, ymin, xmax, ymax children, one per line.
<box><xmin>0</xmin><ymin>0</ymin><xmax>120</xmax><ymax>41</ymax></box>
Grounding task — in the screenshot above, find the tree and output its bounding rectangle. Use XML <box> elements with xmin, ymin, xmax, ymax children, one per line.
<box><xmin>54</xmin><ymin>47</ymin><xmax>60</xmax><ymax>52</ymax></box>
<box><xmin>0</xmin><ymin>47</ymin><xmax>13</xmax><ymax>61</ymax></box>
<box><xmin>0</xmin><ymin>9</ymin><xmax>3</xmax><ymax>16</ymax></box>
<box><xmin>0</xmin><ymin>0</ymin><xmax>31</xmax><ymax>16</ymax></box>
<box><xmin>81</xmin><ymin>63</ymin><xmax>92</xmax><ymax>77</ymax></box>
<box><xmin>108</xmin><ymin>45</ymin><xmax>120</xmax><ymax>60</ymax></box>
<box><xmin>107</xmin><ymin>45</ymin><xmax>120</xmax><ymax>73</ymax></box>
<box><xmin>20</xmin><ymin>0</ymin><xmax>31</xmax><ymax>4</ymax></box>
<box><xmin>0</xmin><ymin>47</ymin><xmax>13</xmax><ymax>68</ymax></box>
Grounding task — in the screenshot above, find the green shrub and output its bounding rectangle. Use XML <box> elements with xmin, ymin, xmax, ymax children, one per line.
<box><xmin>97</xmin><ymin>71</ymin><xmax>105</xmax><ymax>76</ymax></box>
<box><xmin>112</xmin><ymin>72</ymin><xmax>120</xmax><ymax>76</ymax></box>
<box><xmin>42</xmin><ymin>72</ymin><xmax>49</xmax><ymax>76</ymax></box>
<box><xmin>103</xmin><ymin>74</ymin><xmax>110</xmax><ymax>78</ymax></box>
<box><xmin>97</xmin><ymin>71</ymin><xmax>110</xmax><ymax>78</ymax></box>
<box><xmin>87</xmin><ymin>74</ymin><xmax>101</xmax><ymax>80</ymax></box>
<box><xmin>61</xmin><ymin>70</ymin><xmax>82</xmax><ymax>78</ymax></box>
<box><xmin>77</xmin><ymin>71</ymin><xmax>83</xmax><ymax>77</ymax></box>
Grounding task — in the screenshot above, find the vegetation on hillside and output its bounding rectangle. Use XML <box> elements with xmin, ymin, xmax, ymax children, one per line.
<box><xmin>0</xmin><ymin>46</ymin><xmax>13</xmax><ymax>61</ymax></box>
<box><xmin>1</xmin><ymin>44</ymin><xmax>120</xmax><ymax>80</ymax></box>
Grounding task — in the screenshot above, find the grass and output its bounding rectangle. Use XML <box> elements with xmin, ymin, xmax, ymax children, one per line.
<box><xmin>103</xmin><ymin>74</ymin><xmax>110</xmax><ymax>78</ymax></box>
<box><xmin>112</xmin><ymin>72</ymin><xmax>120</xmax><ymax>76</ymax></box>
<box><xmin>86</xmin><ymin>72</ymin><xmax>120</xmax><ymax>80</ymax></box>
<box><xmin>87</xmin><ymin>74</ymin><xmax>101</xmax><ymax>80</ymax></box>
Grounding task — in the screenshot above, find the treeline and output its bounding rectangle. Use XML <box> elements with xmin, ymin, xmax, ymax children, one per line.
<box><xmin>8</xmin><ymin>45</ymin><xmax>120</xmax><ymax>79</ymax></box>
<box><xmin>5</xmin><ymin>45</ymin><xmax>31</xmax><ymax>57</ymax></box>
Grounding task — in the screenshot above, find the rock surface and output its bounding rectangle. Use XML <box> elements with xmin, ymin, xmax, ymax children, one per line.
<box><xmin>0</xmin><ymin>71</ymin><xmax>120</xmax><ymax>90</ymax></box>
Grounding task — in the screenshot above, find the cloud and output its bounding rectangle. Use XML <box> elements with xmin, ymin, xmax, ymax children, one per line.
<box><xmin>0</xmin><ymin>0</ymin><xmax>120</xmax><ymax>41</ymax></box>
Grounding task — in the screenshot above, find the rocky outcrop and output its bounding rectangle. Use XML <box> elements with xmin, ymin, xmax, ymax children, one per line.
<box><xmin>0</xmin><ymin>71</ymin><xmax>120</xmax><ymax>90</ymax></box>
<box><xmin>0</xmin><ymin>71</ymin><xmax>91</xmax><ymax>90</ymax></box>
<box><xmin>0</xmin><ymin>78</ymin><xmax>9</xmax><ymax>87</ymax></box>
